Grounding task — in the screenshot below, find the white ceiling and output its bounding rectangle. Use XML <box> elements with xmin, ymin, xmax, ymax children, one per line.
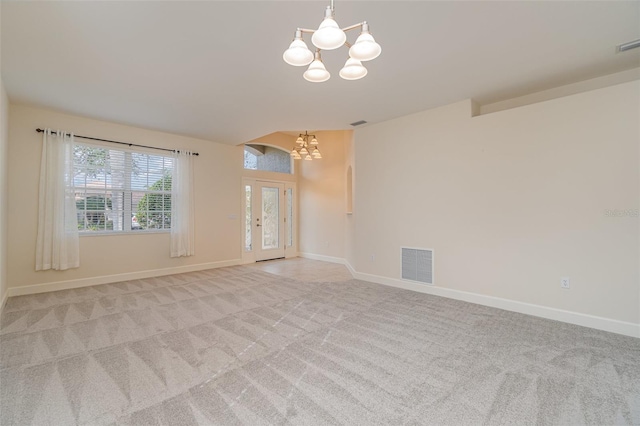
<box><xmin>2</xmin><ymin>1</ymin><xmax>639</xmax><ymax>145</ymax></box>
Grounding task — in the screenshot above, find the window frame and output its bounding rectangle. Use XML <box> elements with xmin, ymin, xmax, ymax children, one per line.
<box><xmin>243</xmin><ymin>144</ymin><xmax>294</xmax><ymax>175</ymax></box>
<box><xmin>72</xmin><ymin>141</ymin><xmax>174</xmax><ymax>236</ymax></box>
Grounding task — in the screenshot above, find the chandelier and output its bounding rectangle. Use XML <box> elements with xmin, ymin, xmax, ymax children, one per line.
<box><xmin>283</xmin><ymin>0</ymin><xmax>381</xmax><ymax>82</ymax></box>
<box><xmin>290</xmin><ymin>131</ymin><xmax>322</xmax><ymax>161</ymax></box>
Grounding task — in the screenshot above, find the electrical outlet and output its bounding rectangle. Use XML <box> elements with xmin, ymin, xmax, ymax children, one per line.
<box><xmin>560</xmin><ymin>277</ymin><xmax>570</xmax><ymax>289</ymax></box>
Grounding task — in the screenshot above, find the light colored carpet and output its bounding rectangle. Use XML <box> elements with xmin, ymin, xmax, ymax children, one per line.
<box><xmin>1</xmin><ymin>263</ymin><xmax>639</xmax><ymax>425</ymax></box>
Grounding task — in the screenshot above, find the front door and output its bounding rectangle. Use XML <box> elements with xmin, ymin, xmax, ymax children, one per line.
<box><xmin>254</xmin><ymin>181</ymin><xmax>285</xmax><ymax>261</ymax></box>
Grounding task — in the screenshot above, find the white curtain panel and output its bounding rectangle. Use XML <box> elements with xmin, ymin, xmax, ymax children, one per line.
<box><xmin>35</xmin><ymin>129</ymin><xmax>80</xmax><ymax>271</ymax></box>
<box><xmin>171</xmin><ymin>151</ymin><xmax>195</xmax><ymax>257</ymax></box>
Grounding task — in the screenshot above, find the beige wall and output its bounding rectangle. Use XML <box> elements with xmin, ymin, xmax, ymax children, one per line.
<box><xmin>353</xmin><ymin>81</ymin><xmax>640</xmax><ymax>325</ymax></box>
<box><xmin>7</xmin><ymin>104</ymin><xmax>244</xmax><ymax>290</ymax></box>
<box><xmin>0</xmin><ymin>79</ymin><xmax>9</xmax><ymax>305</ymax></box>
<box><xmin>298</xmin><ymin>130</ymin><xmax>351</xmax><ymax>259</ymax></box>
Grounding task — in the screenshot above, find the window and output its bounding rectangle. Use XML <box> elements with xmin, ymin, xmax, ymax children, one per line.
<box><xmin>286</xmin><ymin>187</ymin><xmax>293</xmax><ymax>247</ymax></box>
<box><xmin>73</xmin><ymin>143</ymin><xmax>174</xmax><ymax>233</ymax></box>
<box><xmin>244</xmin><ymin>150</ymin><xmax>258</xmax><ymax>170</ymax></box>
<box><xmin>245</xmin><ymin>184</ymin><xmax>252</xmax><ymax>251</ymax></box>
<box><xmin>244</xmin><ymin>144</ymin><xmax>292</xmax><ymax>174</ymax></box>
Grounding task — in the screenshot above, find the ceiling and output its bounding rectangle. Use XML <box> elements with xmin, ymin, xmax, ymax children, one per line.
<box><xmin>2</xmin><ymin>1</ymin><xmax>639</xmax><ymax>145</ymax></box>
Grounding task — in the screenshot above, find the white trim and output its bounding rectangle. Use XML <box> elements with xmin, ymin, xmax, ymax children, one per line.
<box><xmin>0</xmin><ymin>290</ymin><xmax>8</xmax><ymax>314</ymax></box>
<box><xmin>79</xmin><ymin>229</ymin><xmax>170</xmax><ymax>237</ymax></box>
<box><xmin>298</xmin><ymin>252</ymin><xmax>347</xmax><ymax>265</ymax></box>
<box><xmin>284</xmin><ymin>182</ymin><xmax>297</xmax><ymax>258</ymax></box>
<box><xmin>5</xmin><ymin>252</ymin><xmax>638</xmax><ymax>339</ymax></box>
<box><xmin>351</xmin><ymin>269</ymin><xmax>640</xmax><ymax>338</ymax></box>
<box><xmin>6</xmin><ymin>259</ymin><xmax>242</xmax><ymax>298</ymax></box>
<box><xmin>242</xmin><ymin>178</ymin><xmax>297</xmax><ymax>263</ymax></box>
<box><xmin>299</xmin><ymin>253</ymin><xmax>639</xmax><ymax>338</ymax></box>
<box><xmin>344</xmin><ymin>260</ymin><xmax>357</xmax><ymax>277</ymax></box>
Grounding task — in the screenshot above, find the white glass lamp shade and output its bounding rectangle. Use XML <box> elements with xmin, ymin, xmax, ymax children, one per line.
<box><xmin>310</xmin><ymin>137</ymin><xmax>318</xmax><ymax>145</ymax></box>
<box><xmin>303</xmin><ymin>59</ymin><xmax>330</xmax><ymax>83</ymax></box>
<box><xmin>283</xmin><ymin>38</ymin><xmax>314</xmax><ymax>66</ymax></box>
<box><xmin>296</xmin><ymin>137</ymin><xmax>304</xmax><ymax>145</ymax></box>
<box><xmin>349</xmin><ymin>32</ymin><xmax>382</xmax><ymax>61</ymax></box>
<box><xmin>312</xmin><ymin>17</ymin><xmax>347</xmax><ymax>50</ymax></box>
<box><xmin>312</xmin><ymin>148</ymin><xmax>322</xmax><ymax>159</ymax></box>
<box><xmin>290</xmin><ymin>149</ymin><xmax>297</xmax><ymax>157</ymax></box>
<box><xmin>305</xmin><ymin>154</ymin><xmax>313</xmax><ymax>161</ymax></box>
<box><xmin>300</xmin><ymin>146</ymin><xmax>309</xmax><ymax>155</ymax></box>
<box><xmin>339</xmin><ymin>57</ymin><xmax>368</xmax><ymax>80</ymax></box>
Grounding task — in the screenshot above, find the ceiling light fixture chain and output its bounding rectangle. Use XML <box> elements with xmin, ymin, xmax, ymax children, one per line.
<box><xmin>283</xmin><ymin>0</ymin><xmax>381</xmax><ymax>82</ymax></box>
<box><xmin>290</xmin><ymin>131</ymin><xmax>322</xmax><ymax>161</ymax></box>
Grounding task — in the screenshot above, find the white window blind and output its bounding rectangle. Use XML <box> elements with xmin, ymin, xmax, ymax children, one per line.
<box><xmin>72</xmin><ymin>143</ymin><xmax>175</xmax><ymax>233</ymax></box>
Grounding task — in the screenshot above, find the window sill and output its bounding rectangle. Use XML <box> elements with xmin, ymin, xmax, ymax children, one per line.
<box><xmin>79</xmin><ymin>230</ymin><xmax>170</xmax><ymax>237</ymax></box>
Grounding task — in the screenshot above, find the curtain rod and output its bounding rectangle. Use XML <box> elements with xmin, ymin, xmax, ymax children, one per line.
<box><xmin>35</xmin><ymin>128</ymin><xmax>199</xmax><ymax>156</ymax></box>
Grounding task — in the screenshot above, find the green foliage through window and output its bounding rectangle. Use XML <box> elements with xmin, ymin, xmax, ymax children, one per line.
<box><xmin>72</xmin><ymin>143</ymin><xmax>174</xmax><ymax>233</ymax></box>
<box><xmin>136</xmin><ymin>174</ymin><xmax>172</xmax><ymax>229</ymax></box>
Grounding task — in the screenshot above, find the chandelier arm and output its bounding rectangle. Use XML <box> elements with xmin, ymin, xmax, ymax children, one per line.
<box><xmin>340</xmin><ymin>22</ymin><xmax>366</xmax><ymax>32</ymax></box>
<box><xmin>298</xmin><ymin>22</ymin><xmax>365</xmax><ymax>35</ymax></box>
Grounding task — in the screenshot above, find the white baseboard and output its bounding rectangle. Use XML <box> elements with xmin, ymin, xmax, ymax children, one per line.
<box><xmin>298</xmin><ymin>253</ymin><xmax>359</xmax><ymax>284</ymax></box>
<box><xmin>6</xmin><ymin>259</ymin><xmax>242</xmax><ymax>298</ymax></box>
<box><xmin>299</xmin><ymin>253</ymin><xmax>639</xmax><ymax>339</ymax></box>
<box><xmin>298</xmin><ymin>252</ymin><xmax>347</xmax><ymax>265</ymax></box>
<box><xmin>0</xmin><ymin>289</ymin><xmax>8</xmax><ymax>314</ymax></box>
<box><xmin>5</xmin><ymin>253</ymin><xmax>639</xmax><ymax>339</ymax></box>
<box><xmin>344</xmin><ymin>261</ymin><xmax>357</xmax><ymax>277</ymax></box>
<box><xmin>351</xmin><ymin>269</ymin><xmax>640</xmax><ymax>339</ymax></box>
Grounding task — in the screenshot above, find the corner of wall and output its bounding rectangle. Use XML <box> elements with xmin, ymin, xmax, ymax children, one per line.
<box><xmin>0</xmin><ymin>77</ymin><xmax>9</xmax><ymax>312</ymax></box>
<box><xmin>470</xmin><ymin>99</ymin><xmax>481</xmax><ymax>117</ymax></box>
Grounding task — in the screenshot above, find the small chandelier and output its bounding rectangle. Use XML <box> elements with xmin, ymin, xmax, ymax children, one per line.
<box><xmin>283</xmin><ymin>0</ymin><xmax>381</xmax><ymax>83</ymax></box>
<box><xmin>290</xmin><ymin>131</ymin><xmax>322</xmax><ymax>161</ymax></box>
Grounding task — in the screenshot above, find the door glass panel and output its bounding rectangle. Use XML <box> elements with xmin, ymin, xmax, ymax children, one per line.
<box><xmin>262</xmin><ymin>187</ymin><xmax>279</xmax><ymax>250</ymax></box>
<box><xmin>286</xmin><ymin>188</ymin><xmax>293</xmax><ymax>247</ymax></box>
<box><xmin>245</xmin><ymin>185</ymin><xmax>252</xmax><ymax>251</ymax></box>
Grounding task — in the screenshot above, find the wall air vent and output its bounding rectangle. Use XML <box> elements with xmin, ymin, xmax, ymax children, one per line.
<box><xmin>401</xmin><ymin>247</ymin><xmax>433</xmax><ymax>284</ymax></box>
<box><xmin>350</xmin><ymin>120</ymin><xmax>368</xmax><ymax>126</ymax></box>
